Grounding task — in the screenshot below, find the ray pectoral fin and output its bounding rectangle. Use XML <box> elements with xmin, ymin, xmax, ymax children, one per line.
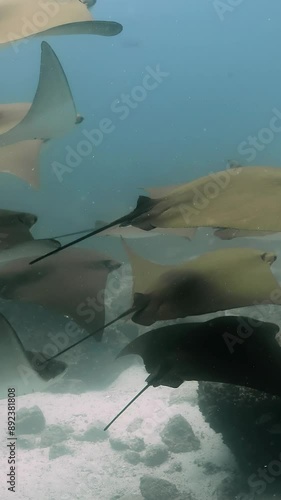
<box><xmin>0</xmin><ymin>42</ymin><xmax>78</xmax><ymax>147</ymax></box>
<box><xmin>41</xmin><ymin>21</ymin><xmax>123</xmax><ymax>37</ymax></box>
<box><xmin>0</xmin><ymin>312</ymin><xmax>66</xmax><ymax>397</ymax></box>
<box><xmin>0</xmin><ymin>139</ymin><xmax>43</xmax><ymax>188</ymax></box>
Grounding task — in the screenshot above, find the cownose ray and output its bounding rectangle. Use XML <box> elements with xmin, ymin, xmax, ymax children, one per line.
<box><xmin>146</xmin><ymin>161</ymin><xmax>280</xmax><ymax>243</ymax></box>
<box><xmin>0</xmin><ymin>41</ymin><xmax>84</xmax><ymax>187</ymax></box>
<box><xmin>30</xmin><ymin>165</ymin><xmax>281</xmax><ymax>264</ymax></box>
<box><xmin>104</xmin><ymin>316</ymin><xmax>281</xmax><ymax>430</ymax></box>
<box><xmin>0</xmin><ymin>0</ymin><xmax>122</xmax><ymax>48</ymax></box>
<box><xmin>0</xmin><ymin>248</ymin><xmax>121</xmax><ymax>342</ymax></box>
<box><xmin>0</xmin><ymin>312</ymin><xmax>67</xmax><ymax>399</ymax></box>
<box><xmin>39</xmin><ymin>244</ymin><xmax>281</xmax><ymax>364</ymax></box>
<box><xmin>105</xmin><ymin>242</ymin><xmax>281</xmax><ymax>327</ymax></box>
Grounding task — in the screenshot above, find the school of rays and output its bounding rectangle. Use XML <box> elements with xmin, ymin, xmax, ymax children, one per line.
<box><xmin>1</xmin><ymin>0</ymin><xmax>281</xmax><ymax>434</ymax></box>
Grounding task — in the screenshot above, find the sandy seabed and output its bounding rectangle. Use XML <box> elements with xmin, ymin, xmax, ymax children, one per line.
<box><xmin>0</xmin><ymin>365</ymin><xmax>237</xmax><ymax>500</ymax></box>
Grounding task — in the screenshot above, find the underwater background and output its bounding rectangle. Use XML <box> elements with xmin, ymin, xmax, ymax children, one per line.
<box><xmin>1</xmin><ymin>0</ymin><xmax>281</xmax><ymax>499</ymax></box>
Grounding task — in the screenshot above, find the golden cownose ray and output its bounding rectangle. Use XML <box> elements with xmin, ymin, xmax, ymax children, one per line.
<box><xmin>131</xmin><ymin>166</ymin><xmax>281</xmax><ymax>232</ymax></box>
<box><xmin>30</xmin><ymin>165</ymin><xmax>281</xmax><ymax>264</ymax></box>
<box><xmin>0</xmin><ymin>312</ymin><xmax>67</xmax><ymax>399</ymax></box>
<box><xmin>104</xmin><ymin>316</ymin><xmax>281</xmax><ymax>430</ymax></box>
<box><xmin>0</xmin><ymin>41</ymin><xmax>85</xmax><ymax>187</ymax></box>
<box><xmin>40</xmin><ymin>245</ymin><xmax>281</xmax><ymax>363</ymax></box>
<box><xmin>0</xmin><ymin>248</ymin><xmax>122</xmax><ymax>341</ymax></box>
<box><xmin>119</xmin><ymin>243</ymin><xmax>281</xmax><ymax>326</ymax></box>
<box><xmin>0</xmin><ymin>0</ymin><xmax>122</xmax><ymax>48</ymax></box>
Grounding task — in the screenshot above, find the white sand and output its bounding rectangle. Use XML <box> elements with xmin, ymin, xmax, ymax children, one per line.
<box><xmin>0</xmin><ymin>365</ymin><xmax>237</xmax><ymax>500</ymax></box>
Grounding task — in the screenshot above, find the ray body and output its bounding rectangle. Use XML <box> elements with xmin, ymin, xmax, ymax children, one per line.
<box><xmin>117</xmin><ymin>316</ymin><xmax>281</xmax><ymax>395</ymax></box>
<box><xmin>122</xmin><ymin>243</ymin><xmax>281</xmax><ymax>326</ymax></box>
<box><xmin>30</xmin><ymin>166</ymin><xmax>281</xmax><ymax>264</ymax></box>
<box><xmin>0</xmin><ymin>0</ymin><xmax>122</xmax><ymax>47</ymax></box>
<box><xmin>104</xmin><ymin>316</ymin><xmax>281</xmax><ymax>429</ymax></box>
<box><xmin>0</xmin><ymin>248</ymin><xmax>121</xmax><ymax>340</ymax></box>
<box><xmin>0</xmin><ymin>312</ymin><xmax>66</xmax><ymax>399</ymax></box>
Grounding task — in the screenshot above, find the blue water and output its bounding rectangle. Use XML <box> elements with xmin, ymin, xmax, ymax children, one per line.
<box><xmin>0</xmin><ymin>0</ymin><xmax>281</xmax><ymax>250</ymax></box>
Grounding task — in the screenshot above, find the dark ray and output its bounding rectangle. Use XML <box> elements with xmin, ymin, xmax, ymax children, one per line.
<box><xmin>0</xmin><ymin>248</ymin><xmax>121</xmax><ymax>344</ymax></box>
<box><xmin>103</xmin><ymin>316</ymin><xmax>281</xmax><ymax>429</ymax></box>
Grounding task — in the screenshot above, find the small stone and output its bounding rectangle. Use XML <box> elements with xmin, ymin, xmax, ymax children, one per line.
<box><xmin>109</xmin><ymin>437</ymin><xmax>129</xmax><ymax>451</ymax></box>
<box><xmin>40</xmin><ymin>424</ymin><xmax>70</xmax><ymax>448</ymax></box>
<box><xmin>216</xmin><ymin>475</ymin><xmax>243</xmax><ymax>500</ymax></box>
<box><xmin>165</xmin><ymin>461</ymin><xmax>182</xmax><ymax>473</ymax></box>
<box><xmin>79</xmin><ymin>424</ymin><xmax>108</xmax><ymax>443</ymax></box>
<box><xmin>201</xmin><ymin>462</ymin><xmax>222</xmax><ymax>475</ymax></box>
<box><xmin>129</xmin><ymin>437</ymin><xmax>145</xmax><ymax>452</ymax></box>
<box><xmin>17</xmin><ymin>436</ymin><xmax>37</xmax><ymax>450</ymax></box>
<box><xmin>140</xmin><ymin>475</ymin><xmax>180</xmax><ymax>500</ymax></box>
<box><xmin>142</xmin><ymin>444</ymin><xmax>169</xmax><ymax>467</ymax></box>
<box><xmin>49</xmin><ymin>443</ymin><xmax>72</xmax><ymax>460</ymax></box>
<box><xmin>16</xmin><ymin>406</ymin><xmax>45</xmax><ymax>434</ymax></box>
<box><xmin>160</xmin><ymin>414</ymin><xmax>200</xmax><ymax>453</ymax></box>
<box><xmin>127</xmin><ymin>418</ymin><xmax>143</xmax><ymax>433</ymax></box>
<box><xmin>123</xmin><ymin>450</ymin><xmax>140</xmax><ymax>465</ymax></box>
